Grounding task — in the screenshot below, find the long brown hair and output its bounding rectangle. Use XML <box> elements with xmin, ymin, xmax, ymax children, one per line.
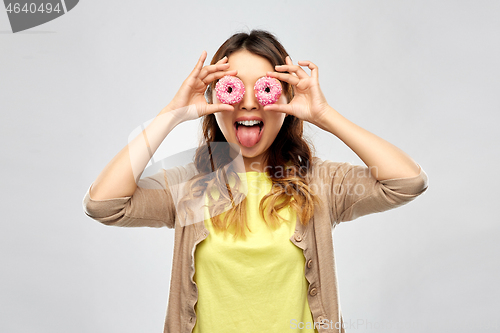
<box><xmin>179</xmin><ymin>30</ymin><xmax>322</xmax><ymax>240</ymax></box>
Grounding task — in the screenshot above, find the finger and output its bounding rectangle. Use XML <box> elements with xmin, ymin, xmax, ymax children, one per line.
<box><xmin>202</xmin><ymin>70</ymin><xmax>237</xmax><ymax>85</ymax></box>
<box><xmin>202</xmin><ymin>103</ymin><xmax>235</xmax><ymax>116</ymax></box>
<box><xmin>199</xmin><ymin>62</ymin><xmax>231</xmax><ymax>79</ymax></box>
<box><xmin>263</xmin><ymin>103</ymin><xmax>295</xmax><ymax>116</ymax></box>
<box><xmin>297</xmin><ymin>60</ymin><xmax>319</xmax><ymax>79</ymax></box>
<box><xmin>215</xmin><ymin>55</ymin><xmax>228</xmax><ymax>64</ymax></box>
<box><xmin>275</xmin><ymin>64</ymin><xmax>309</xmax><ymax>80</ymax></box>
<box><xmin>266</xmin><ymin>71</ymin><xmax>300</xmax><ymax>86</ymax></box>
<box><xmin>190</xmin><ymin>51</ymin><xmax>207</xmax><ymax>78</ymax></box>
<box><xmin>285</xmin><ymin>55</ymin><xmax>309</xmax><ymax>79</ymax></box>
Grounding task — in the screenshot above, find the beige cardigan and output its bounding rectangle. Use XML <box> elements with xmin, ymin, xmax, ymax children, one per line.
<box><xmin>82</xmin><ymin>157</ymin><xmax>429</xmax><ymax>333</ymax></box>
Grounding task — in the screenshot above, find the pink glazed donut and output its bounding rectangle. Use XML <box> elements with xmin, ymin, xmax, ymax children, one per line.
<box><xmin>215</xmin><ymin>75</ymin><xmax>245</xmax><ymax>104</ymax></box>
<box><xmin>254</xmin><ymin>76</ymin><xmax>282</xmax><ymax>106</ymax></box>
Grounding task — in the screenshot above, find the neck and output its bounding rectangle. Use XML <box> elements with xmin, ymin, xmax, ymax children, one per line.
<box><xmin>243</xmin><ymin>155</ymin><xmax>267</xmax><ymax>173</ymax></box>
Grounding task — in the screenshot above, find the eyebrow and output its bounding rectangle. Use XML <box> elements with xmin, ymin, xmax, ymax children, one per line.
<box><xmin>233</xmin><ymin>75</ymin><xmax>281</xmax><ymax>83</ymax></box>
<box><xmin>214</xmin><ymin>75</ymin><xmax>282</xmax><ymax>86</ymax></box>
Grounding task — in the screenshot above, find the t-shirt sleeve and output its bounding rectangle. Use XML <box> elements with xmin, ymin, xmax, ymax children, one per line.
<box><xmin>82</xmin><ymin>168</ymin><xmax>176</xmax><ymax>228</ymax></box>
<box><xmin>314</xmin><ymin>158</ymin><xmax>429</xmax><ymax>225</ymax></box>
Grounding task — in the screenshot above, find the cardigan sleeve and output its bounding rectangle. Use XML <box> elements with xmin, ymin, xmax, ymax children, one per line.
<box><xmin>82</xmin><ymin>168</ymin><xmax>176</xmax><ymax>228</ymax></box>
<box><xmin>313</xmin><ymin>158</ymin><xmax>429</xmax><ymax>225</ymax></box>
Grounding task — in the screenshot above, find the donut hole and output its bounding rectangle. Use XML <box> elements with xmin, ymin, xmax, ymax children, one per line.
<box><xmin>227</xmin><ymin>86</ymin><xmax>233</xmax><ymax>93</ymax></box>
<box><xmin>265</xmin><ymin>86</ymin><xmax>271</xmax><ymax>93</ymax></box>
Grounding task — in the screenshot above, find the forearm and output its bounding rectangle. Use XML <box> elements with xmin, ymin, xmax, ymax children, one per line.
<box><xmin>89</xmin><ymin>105</ymin><xmax>187</xmax><ymax>200</ymax></box>
<box><xmin>321</xmin><ymin>106</ymin><xmax>421</xmax><ymax>181</ymax></box>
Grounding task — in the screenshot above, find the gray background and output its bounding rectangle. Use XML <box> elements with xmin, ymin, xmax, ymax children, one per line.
<box><xmin>1</xmin><ymin>0</ymin><xmax>499</xmax><ymax>332</ymax></box>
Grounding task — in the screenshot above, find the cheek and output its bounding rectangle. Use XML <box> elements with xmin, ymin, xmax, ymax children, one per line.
<box><xmin>214</xmin><ymin>113</ymin><xmax>233</xmax><ymax>136</ymax></box>
<box><xmin>278</xmin><ymin>94</ymin><xmax>288</xmax><ymax>104</ymax></box>
<box><xmin>214</xmin><ymin>113</ymin><xmax>224</xmax><ymax>131</ymax></box>
<box><xmin>264</xmin><ymin>94</ymin><xmax>287</xmax><ymax>135</ymax></box>
<box><xmin>266</xmin><ymin>114</ymin><xmax>286</xmax><ymax>137</ymax></box>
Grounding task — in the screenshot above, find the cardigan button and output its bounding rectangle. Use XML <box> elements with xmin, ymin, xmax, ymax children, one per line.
<box><xmin>309</xmin><ymin>287</ymin><xmax>318</xmax><ymax>296</ymax></box>
<box><xmin>307</xmin><ymin>259</ymin><xmax>313</xmax><ymax>268</ymax></box>
<box><xmin>294</xmin><ymin>233</ymin><xmax>302</xmax><ymax>242</ymax></box>
<box><xmin>317</xmin><ymin>315</ymin><xmax>325</xmax><ymax>322</ymax></box>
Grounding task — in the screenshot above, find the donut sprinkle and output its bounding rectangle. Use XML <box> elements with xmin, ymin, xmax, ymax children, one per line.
<box><xmin>254</xmin><ymin>76</ymin><xmax>282</xmax><ymax>106</ymax></box>
<box><xmin>215</xmin><ymin>75</ymin><xmax>245</xmax><ymax>104</ymax></box>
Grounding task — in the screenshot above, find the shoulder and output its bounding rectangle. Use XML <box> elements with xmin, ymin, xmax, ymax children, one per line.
<box><xmin>163</xmin><ymin>162</ymin><xmax>199</xmax><ymax>186</ymax></box>
<box><xmin>308</xmin><ymin>156</ymin><xmax>354</xmax><ymax>182</ymax></box>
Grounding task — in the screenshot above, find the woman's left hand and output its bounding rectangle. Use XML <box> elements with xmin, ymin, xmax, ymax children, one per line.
<box><xmin>264</xmin><ymin>56</ymin><xmax>332</xmax><ymax>127</ymax></box>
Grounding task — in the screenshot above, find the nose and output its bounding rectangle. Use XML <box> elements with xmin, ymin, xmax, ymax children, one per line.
<box><xmin>239</xmin><ymin>85</ymin><xmax>259</xmax><ymax>111</ymax></box>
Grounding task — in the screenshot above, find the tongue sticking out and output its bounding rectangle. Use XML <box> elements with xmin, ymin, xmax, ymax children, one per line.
<box><xmin>236</xmin><ymin>125</ymin><xmax>261</xmax><ymax>148</ymax></box>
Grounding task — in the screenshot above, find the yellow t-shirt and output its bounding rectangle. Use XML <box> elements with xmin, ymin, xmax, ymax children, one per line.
<box><xmin>193</xmin><ymin>172</ymin><xmax>317</xmax><ymax>332</ymax></box>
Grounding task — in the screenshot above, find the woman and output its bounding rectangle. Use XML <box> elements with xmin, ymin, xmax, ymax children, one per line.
<box><xmin>83</xmin><ymin>30</ymin><xmax>429</xmax><ymax>333</ymax></box>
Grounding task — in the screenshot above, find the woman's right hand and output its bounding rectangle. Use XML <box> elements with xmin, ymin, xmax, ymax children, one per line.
<box><xmin>164</xmin><ymin>51</ymin><xmax>236</xmax><ymax>122</ymax></box>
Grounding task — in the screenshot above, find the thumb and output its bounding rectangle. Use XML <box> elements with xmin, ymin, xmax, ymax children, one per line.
<box><xmin>200</xmin><ymin>103</ymin><xmax>235</xmax><ymax>117</ymax></box>
<box><xmin>263</xmin><ymin>103</ymin><xmax>293</xmax><ymax>116</ymax></box>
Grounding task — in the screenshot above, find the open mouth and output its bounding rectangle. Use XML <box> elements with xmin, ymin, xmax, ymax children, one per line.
<box><xmin>233</xmin><ymin>119</ymin><xmax>264</xmax><ymax>148</ymax></box>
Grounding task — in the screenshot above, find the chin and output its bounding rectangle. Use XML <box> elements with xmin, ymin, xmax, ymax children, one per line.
<box><xmin>242</xmin><ymin>142</ymin><xmax>271</xmax><ymax>160</ymax></box>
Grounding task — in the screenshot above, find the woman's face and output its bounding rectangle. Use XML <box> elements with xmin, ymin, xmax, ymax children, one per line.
<box><xmin>213</xmin><ymin>49</ymin><xmax>287</xmax><ymax>170</ymax></box>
